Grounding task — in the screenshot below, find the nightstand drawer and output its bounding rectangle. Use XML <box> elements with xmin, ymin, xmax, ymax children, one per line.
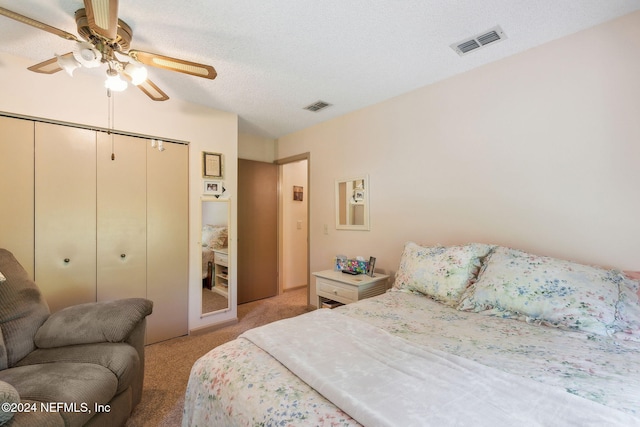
<box><xmin>214</xmin><ymin>252</ymin><xmax>228</xmax><ymax>266</ymax></box>
<box><xmin>317</xmin><ymin>278</ymin><xmax>357</xmax><ymax>303</ymax></box>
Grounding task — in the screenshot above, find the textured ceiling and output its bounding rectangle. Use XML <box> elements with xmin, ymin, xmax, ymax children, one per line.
<box><xmin>1</xmin><ymin>0</ymin><xmax>639</xmax><ymax>139</ymax></box>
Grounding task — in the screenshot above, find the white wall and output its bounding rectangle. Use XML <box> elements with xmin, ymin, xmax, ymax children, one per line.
<box><xmin>202</xmin><ymin>201</ymin><xmax>229</xmax><ymax>226</ymax></box>
<box><xmin>0</xmin><ymin>52</ymin><xmax>238</xmax><ymax>331</ymax></box>
<box><xmin>277</xmin><ymin>12</ymin><xmax>640</xmax><ymax>303</ymax></box>
<box><xmin>281</xmin><ymin>160</ymin><xmax>308</xmax><ymax>290</ymax></box>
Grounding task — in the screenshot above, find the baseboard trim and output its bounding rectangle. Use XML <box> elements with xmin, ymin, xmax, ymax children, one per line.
<box><xmin>283</xmin><ymin>284</ymin><xmax>308</xmax><ymax>292</ymax></box>
<box><xmin>189</xmin><ymin>317</ymin><xmax>238</xmax><ymax>336</ymax></box>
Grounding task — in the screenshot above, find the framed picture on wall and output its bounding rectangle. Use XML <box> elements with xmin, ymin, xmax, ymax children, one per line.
<box><xmin>293</xmin><ymin>186</ymin><xmax>303</xmax><ymax>201</ymax></box>
<box><xmin>203</xmin><ymin>152</ymin><xmax>223</xmax><ymax>178</ymax></box>
<box><xmin>203</xmin><ymin>180</ymin><xmax>223</xmax><ymax>195</ymax></box>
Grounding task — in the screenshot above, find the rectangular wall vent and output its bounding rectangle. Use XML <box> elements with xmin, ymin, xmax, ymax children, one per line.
<box><xmin>303</xmin><ymin>100</ymin><xmax>332</xmax><ymax>112</ymax></box>
<box><xmin>451</xmin><ymin>25</ymin><xmax>506</xmax><ymax>56</ymax></box>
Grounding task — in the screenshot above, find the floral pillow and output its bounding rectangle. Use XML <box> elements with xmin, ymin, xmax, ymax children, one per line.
<box><xmin>457</xmin><ymin>246</ymin><xmax>620</xmax><ymax>336</ymax></box>
<box><xmin>614</xmin><ymin>272</ymin><xmax>640</xmax><ymax>342</ymax></box>
<box><xmin>202</xmin><ymin>225</ymin><xmax>228</xmax><ymax>249</ymax></box>
<box><xmin>393</xmin><ymin>242</ymin><xmax>494</xmax><ymax>306</ymax></box>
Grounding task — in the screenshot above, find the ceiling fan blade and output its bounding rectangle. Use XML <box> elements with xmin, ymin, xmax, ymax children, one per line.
<box><xmin>135</xmin><ymin>79</ymin><xmax>170</xmax><ymax>101</ymax></box>
<box><xmin>0</xmin><ymin>7</ymin><xmax>78</xmax><ymax>41</ymax></box>
<box><xmin>128</xmin><ymin>50</ymin><xmax>217</xmax><ymax>80</ymax></box>
<box><xmin>83</xmin><ymin>0</ymin><xmax>119</xmax><ymax>41</ymax></box>
<box><xmin>27</xmin><ymin>54</ymin><xmax>73</xmax><ymax>74</ymax></box>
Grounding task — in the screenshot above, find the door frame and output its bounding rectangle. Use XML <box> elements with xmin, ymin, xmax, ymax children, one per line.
<box><xmin>275</xmin><ymin>152</ymin><xmax>310</xmax><ymax>305</ymax></box>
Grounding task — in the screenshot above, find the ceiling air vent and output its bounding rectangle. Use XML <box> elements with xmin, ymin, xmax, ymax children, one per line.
<box><xmin>303</xmin><ymin>100</ymin><xmax>332</xmax><ymax>112</ymax></box>
<box><xmin>451</xmin><ymin>25</ymin><xmax>506</xmax><ymax>56</ymax></box>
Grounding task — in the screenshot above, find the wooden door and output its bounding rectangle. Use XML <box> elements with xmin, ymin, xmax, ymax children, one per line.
<box><xmin>35</xmin><ymin>122</ymin><xmax>96</xmax><ymax>312</ymax></box>
<box><xmin>96</xmin><ymin>133</ymin><xmax>147</xmax><ymax>301</ymax></box>
<box><xmin>238</xmin><ymin>159</ymin><xmax>278</xmax><ymax>304</ymax></box>
<box><xmin>146</xmin><ymin>141</ymin><xmax>189</xmax><ymax>343</ymax></box>
<box><xmin>0</xmin><ymin>117</ymin><xmax>34</xmax><ymax>278</ymax></box>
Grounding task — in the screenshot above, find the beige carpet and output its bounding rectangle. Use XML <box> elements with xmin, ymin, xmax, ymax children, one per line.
<box><xmin>125</xmin><ymin>287</ymin><xmax>313</xmax><ymax>427</ymax></box>
<box><xmin>201</xmin><ymin>287</ymin><xmax>229</xmax><ymax>313</ymax></box>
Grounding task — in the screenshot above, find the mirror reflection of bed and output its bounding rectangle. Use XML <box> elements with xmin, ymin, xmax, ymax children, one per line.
<box><xmin>201</xmin><ymin>199</ymin><xmax>230</xmax><ymax>315</ymax></box>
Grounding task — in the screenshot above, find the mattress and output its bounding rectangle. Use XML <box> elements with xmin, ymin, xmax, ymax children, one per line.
<box><xmin>183</xmin><ymin>290</ymin><xmax>640</xmax><ymax>426</ymax></box>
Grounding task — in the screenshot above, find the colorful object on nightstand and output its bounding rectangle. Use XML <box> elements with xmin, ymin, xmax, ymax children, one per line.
<box><xmin>336</xmin><ymin>257</ymin><xmax>369</xmax><ymax>274</ymax></box>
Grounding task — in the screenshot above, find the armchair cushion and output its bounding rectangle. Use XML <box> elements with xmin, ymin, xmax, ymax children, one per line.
<box><xmin>34</xmin><ymin>298</ymin><xmax>152</xmax><ymax>349</ymax></box>
<box><xmin>0</xmin><ymin>363</ymin><xmax>117</xmax><ymax>427</ymax></box>
<box><xmin>16</xmin><ymin>343</ymin><xmax>139</xmax><ymax>395</ymax></box>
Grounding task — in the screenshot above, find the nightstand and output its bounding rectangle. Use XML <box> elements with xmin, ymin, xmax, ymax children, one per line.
<box><xmin>313</xmin><ymin>269</ymin><xmax>390</xmax><ymax>308</ymax></box>
<box><xmin>212</xmin><ymin>248</ymin><xmax>229</xmax><ymax>297</ymax></box>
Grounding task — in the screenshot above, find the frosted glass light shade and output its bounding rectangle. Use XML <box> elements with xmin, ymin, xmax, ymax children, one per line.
<box><xmin>124</xmin><ymin>61</ymin><xmax>148</xmax><ymax>85</ymax></box>
<box><xmin>105</xmin><ymin>72</ymin><xmax>128</xmax><ymax>91</ymax></box>
<box><xmin>56</xmin><ymin>54</ymin><xmax>81</xmax><ymax>76</ymax></box>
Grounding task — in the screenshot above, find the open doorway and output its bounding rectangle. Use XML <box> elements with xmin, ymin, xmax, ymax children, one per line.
<box><xmin>277</xmin><ymin>154</ymin><xmax>310</xmax><ymax>304</ymax></box>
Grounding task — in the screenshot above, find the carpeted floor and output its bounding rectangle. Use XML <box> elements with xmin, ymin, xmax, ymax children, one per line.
<box><xmin>201</xmin><ymin>287</ymin><xmax>229</xmax><ymax>313</ymax></box>
<box><xmin>125</xmin><ymin>287</ymin><xmax>313</xmax><ymax>427</ymax></box>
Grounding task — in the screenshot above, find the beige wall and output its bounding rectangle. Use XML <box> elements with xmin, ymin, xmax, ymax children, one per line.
<box><xmin>0</xmin><ymin>52</ymin><xmax>238</xmax><ymax>331</ymax></box>
<box><xmin>239</xmin><ymin>132</ymin><xmax>276</xmax><ymax>162</ymax></box>
<box><xmin>277</xmin><ymin>12</ymin><xmax>640</xmax><ymax>302</ymax></box>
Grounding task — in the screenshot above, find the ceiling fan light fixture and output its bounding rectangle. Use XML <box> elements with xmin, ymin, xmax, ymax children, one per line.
<box><xmin>73</xmin><ymin>41</ymin><xmax>102</xmax><ymax>68</ymax></box>
<box><xmin>56</xmin><ymin>53</ymin><xmax>81</xmax><ymax>76</ymax></box>
<box><xmin>124</xmin><ymin>61</ymin><xmax>148</xmax><ymax>85</ymax></box>
<box><xmin>105</xmin><ymin>69</ymin><xmax>127</xmax><ymax>91</ymax></box>
<box><xmin>1</xmin><ymin>4</ymin><xmax>215</xmax><ymax>102</ymax></box>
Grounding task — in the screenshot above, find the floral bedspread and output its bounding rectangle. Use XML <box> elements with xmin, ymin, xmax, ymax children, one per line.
<box><xmin>182</xmin><ymin>290</ymin><xmax>640</xmax><ymax>426</ymax></box>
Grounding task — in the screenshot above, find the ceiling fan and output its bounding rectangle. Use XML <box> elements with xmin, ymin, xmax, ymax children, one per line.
<box><xmin>0</xmin><ymin>0</ymin><xmax>217</xmax><ymax>101</ymax></box>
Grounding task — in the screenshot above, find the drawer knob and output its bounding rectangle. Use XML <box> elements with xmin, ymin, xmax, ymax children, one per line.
<box><xmin>121</xmin><ymin>253</ymin><xmax>126</xmax><ymax>258</ymax></box>
<box><xmin>64</xmin><ymin>258</ymin><xmax>70</xmax><ymax>263</ymax></box>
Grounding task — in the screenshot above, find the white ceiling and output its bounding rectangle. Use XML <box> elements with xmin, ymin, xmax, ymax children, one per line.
<box><xmin>1</xmin><ymin>0</ymin><xmax>639</xmax><ymax>139</ymax></box>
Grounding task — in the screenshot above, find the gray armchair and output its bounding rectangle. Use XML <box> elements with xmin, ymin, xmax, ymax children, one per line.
<box><xmin>0</xmin><ymin>249</ymin><xmax>152</xmax><ymax>427</ymax></box>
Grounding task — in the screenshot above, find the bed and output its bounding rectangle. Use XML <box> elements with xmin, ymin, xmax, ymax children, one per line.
<box><xmin>183</xmin><ymin>243</ymin><xmax>640</xmax><ymax>426</ymax></box>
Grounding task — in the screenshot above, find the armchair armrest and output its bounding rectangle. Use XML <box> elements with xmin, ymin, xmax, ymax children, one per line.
<box><xmin>34</xmin><ymin>298</ymin><xmax>153</xmax><ymax>349</ymax></box>
<box><xmin>0</xmin><ymin>380</ymin><xmax>19</xmax><ymax>426</ymax></box>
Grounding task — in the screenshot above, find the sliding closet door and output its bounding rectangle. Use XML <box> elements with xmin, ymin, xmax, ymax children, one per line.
<box><xmin>0</xmin><ymin>117</ymin><xmax>34</xmax><ymax>278</ymax></box>
<box><xmin>35</xmin><ymin>122</ymin><xmax>96</xmax><ymax>312</ymax></box>
<box><xmin>96</xmin><ymin>133</ymin><xmax>147</xmax><ymax>301</ymax></box>
<box><xmin>146</xmin><ymin>141</ymin><xmax>188</xmax><ymax>343</ymax></box>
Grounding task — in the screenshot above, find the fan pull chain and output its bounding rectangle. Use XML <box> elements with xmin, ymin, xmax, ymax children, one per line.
<box><xmin>107</xmin><ymin>88</ymin><xmax>116</xmax><ymax>160</ymax></box>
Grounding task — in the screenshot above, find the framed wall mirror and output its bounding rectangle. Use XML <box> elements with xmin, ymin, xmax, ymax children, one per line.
<box><xmin>201</xmin><ymin>198</ymin><xmax>230</xmax><ymax>315</ymax></box>
<box><xmin>335</xmin><ymin>175</ymin><xmax>370</xmax><ymax>230</ymax></box>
